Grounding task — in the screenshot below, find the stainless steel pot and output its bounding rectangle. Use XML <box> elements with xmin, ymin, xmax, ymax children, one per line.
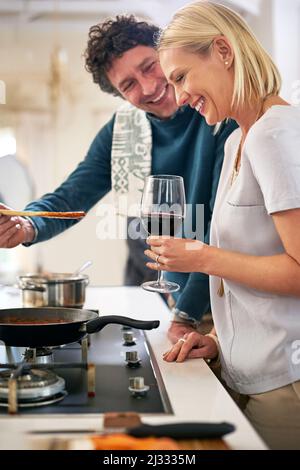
<box><xmin>18</xmin><ymin>273</ymin><xmax>89</xmax><ymax>309</ymax></box>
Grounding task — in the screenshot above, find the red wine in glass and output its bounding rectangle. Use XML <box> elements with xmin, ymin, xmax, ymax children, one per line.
<box><xmin>140</xmin><ymin>175</ymin><xmax>186</xmax><ymax>293</ymax></box>
<box><xmin>141</xmin><ymin>212</ymin><xmax>184</xmax><ymax>237</ymax></box>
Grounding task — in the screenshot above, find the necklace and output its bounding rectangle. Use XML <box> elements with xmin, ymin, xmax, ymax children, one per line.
<box><xmin>230</xmin><ymin>138</ymin><xmax>243</xmax><ymax>187</ymax></box>
<box><xmin>229</xmin><ymin>98</ymin><xmax>267</xmax><ymax>189</ymax></box>
<box><xmin>217</xmin><ymin>136</ymin><xmax>244</xmax><ymax>297</ymax></box>
<box><xmin>217</xmin><ymin>98</ymin><xmax>267</xmax><ymax>298</ymax></box>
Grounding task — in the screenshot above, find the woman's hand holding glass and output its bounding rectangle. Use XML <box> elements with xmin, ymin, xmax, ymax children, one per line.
<box><xmin>145</xmin><ymin>237</ymin><xmax>206</xmax><ymax>273</ymax></box>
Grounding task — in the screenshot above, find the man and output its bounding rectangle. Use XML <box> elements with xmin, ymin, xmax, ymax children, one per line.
<box><xmin>0</xmin><ymin>16</ymin><xmax>237</xmax><ymax>342</ymax></box>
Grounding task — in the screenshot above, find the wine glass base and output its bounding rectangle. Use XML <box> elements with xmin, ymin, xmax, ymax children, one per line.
<box><xmin>141</xmin><ymin>280</ymin><xmax>180</xmax><ymax>294</ymax></box>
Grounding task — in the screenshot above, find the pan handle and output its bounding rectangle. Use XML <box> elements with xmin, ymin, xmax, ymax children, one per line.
<box><xmin>86</xmin><ymin>315</ymin><xmax>160</xmax><ymax>334</ymax></box>
<box><xmin>18</xmin><ymin>281</ymin><xmax>46</xmax><ymax>292</ymax></box>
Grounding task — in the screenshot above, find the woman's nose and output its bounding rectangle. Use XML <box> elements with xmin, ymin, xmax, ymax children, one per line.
<box><xmin>176</xmin><ymin>90</ymin><xmax>190</xmax><ymax>107</ymax></box>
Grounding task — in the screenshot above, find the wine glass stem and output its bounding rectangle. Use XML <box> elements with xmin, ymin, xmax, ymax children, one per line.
<box><xmin>158</xmin><ymin>268</ymin><xmax>164</xmax><ymax>285</ymax></box>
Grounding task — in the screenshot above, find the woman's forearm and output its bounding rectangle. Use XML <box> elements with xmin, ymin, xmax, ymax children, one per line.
<box><xmin>146</xmin><ymin>236</ymin><xmax>300</xmax><ymax>296</ymax></box>
<box><xmin>203</xmin><ymin>245</ymin><xmax>300</xmax><ymax>297</ymax></box>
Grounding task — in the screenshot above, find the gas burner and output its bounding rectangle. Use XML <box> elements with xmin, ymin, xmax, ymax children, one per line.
<box><xmin>23</xmin><ymin>348</ymin><xmax>54</xmax><ymax>364</ymax></box>
<box><xmin>0</xmin><ymin>391</ymin><xmax>67</xmax><ymax>408</ymax></box>
<box><xmin>0</xmin><ymin>369</ymin><xmax>66</xmax><ymax>403</ymax></box>
<box><xmin>0</xmin><ymin>324</ymin><xmax>169</xmax><ymax>415</ymax></box>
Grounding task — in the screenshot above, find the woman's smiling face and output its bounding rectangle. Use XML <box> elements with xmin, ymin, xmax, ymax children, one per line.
<box><xmin>159</xmin><ymin>39</ymin><xmax>235</xmax><ymax>125</ymax></box>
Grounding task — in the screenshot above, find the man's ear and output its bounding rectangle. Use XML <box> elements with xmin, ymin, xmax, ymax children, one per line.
<box><xmin>212</xmin><ymin>36</ymin><xmax>234</xmax><ymax>68</ymax></box>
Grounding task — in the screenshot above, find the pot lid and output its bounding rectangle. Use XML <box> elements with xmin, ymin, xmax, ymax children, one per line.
<box><xmin>18</xmin><ymin>273</ymin><xmax>89</xmax><ymax>284</ymax></box>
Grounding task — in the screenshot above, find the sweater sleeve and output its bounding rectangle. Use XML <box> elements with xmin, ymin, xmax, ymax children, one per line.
<box><xmin>24</xmin><ymin>116</ymin><xmax>114</xmax><ymax>244</ymax></box>
<box><xmin>170</xmin><ymin>119</ymin><xmax>238</xmax><ymax>320</ymax></box>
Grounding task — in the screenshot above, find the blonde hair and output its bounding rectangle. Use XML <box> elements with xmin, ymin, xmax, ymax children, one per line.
<box><xmin>158</xmin><ymin>1</ymin><xmax>281</xmax><ymax>107</ymax></box>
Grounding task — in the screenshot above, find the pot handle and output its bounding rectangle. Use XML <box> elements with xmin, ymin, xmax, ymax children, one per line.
<box><xmin>18</xmin><ymin>281</ymin><xmax>46</xmax><ymax>293</ymax></box>
<box><xmin>86</xmin><ymin>315</ymin><xmax>160</xmax><ymax>334</ymax></box>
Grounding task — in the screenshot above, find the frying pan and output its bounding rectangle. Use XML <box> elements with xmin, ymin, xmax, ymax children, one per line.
<box><xmin>0</xmin><ymin>308</ymin><xmax>160</xmax><ymax>347</ymax></box>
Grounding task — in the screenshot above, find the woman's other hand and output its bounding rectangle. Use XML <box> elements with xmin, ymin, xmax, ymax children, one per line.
<box><xmin>163</xmin><ymin>331</ymin><xmax>218</xmax><ymax>362</ymax></box>
<box><xmin>167</xmin><ymin>321</ymin><xmax>198</xmax><ymax>344</ymax></box>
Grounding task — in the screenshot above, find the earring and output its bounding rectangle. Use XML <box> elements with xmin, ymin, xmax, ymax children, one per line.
<box><xmin>225</xmin><ymin>61</ymin><xmax>229</xmax><ymax>66</ymax></box>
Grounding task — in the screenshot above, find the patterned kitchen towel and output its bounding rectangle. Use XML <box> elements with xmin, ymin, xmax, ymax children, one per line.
<box><xmin>111</xmin><ymin>103</ymin><xmax>152</xmax><ymax>217</ymax></box>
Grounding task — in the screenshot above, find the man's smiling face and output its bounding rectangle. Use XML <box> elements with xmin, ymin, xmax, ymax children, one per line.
<box><xmin>107</xmin><ymin>45</ymin><xmax>178</xmax><ymax>119</ymax></box>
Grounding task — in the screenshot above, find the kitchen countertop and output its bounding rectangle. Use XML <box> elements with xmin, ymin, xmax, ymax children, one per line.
<box><xmin>0</xmin><ymin>286</ymin><xmax>267</xmax><ymax>450</ymax></box>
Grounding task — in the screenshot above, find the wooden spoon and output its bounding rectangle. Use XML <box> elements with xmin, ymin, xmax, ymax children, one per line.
<box><xmin>0</xmin><ymin>209</ymin><xmax>86</xmax><ymax>219</ymax></box>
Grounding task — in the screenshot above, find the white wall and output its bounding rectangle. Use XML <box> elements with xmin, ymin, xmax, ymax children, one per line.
<box><xmin>239</xmin><ymin>0</ymin><xmax>300</xmax><ymax>103</ymax></box>
<box><xmin>272</xmin><ymin>0</ymin><xmax>300</xmax><ymax>102</ymax></box>
<box><xmin>0</xmin><ymin>28</ymin><xmax>127</xmax><ymax>285</ymax></box>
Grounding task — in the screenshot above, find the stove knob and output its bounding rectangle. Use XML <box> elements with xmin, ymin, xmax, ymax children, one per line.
<box><xmin>128</xmin><ymin>376</ymin><xmax>149</xmax><ymax>397</ymax></box>
<box><xmin>125</xmin><ymin>351</ymin><xmax>141</xmax><ymax>368</ymax></box>
<box><xmin>123</xmin><ymin>331</ymin><xmax>136</xmax><ymax>346</ymax></box>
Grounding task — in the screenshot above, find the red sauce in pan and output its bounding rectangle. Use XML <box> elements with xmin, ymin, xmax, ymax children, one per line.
<box><xmin>2</xmin><ymin>318</ymin><xmax>71</xmax><ymax>325</ymax></box>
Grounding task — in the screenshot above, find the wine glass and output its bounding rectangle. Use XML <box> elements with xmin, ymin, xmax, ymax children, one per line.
<box><xmin>140</xmin><ymin>175</ymin><xmax>186</xmax><ymax>293</ymax></box>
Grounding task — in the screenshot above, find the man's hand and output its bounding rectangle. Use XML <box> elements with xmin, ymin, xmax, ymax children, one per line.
<box><xmin>0</xmin><ymin>204</ymin><xmax>35</xmax><ymax>248</ymax></box>
<box><xmin>167</xmin><ymin>321</ymin><xmax>197</xmax><ymax>344</ymax></box>
<box><xmin>163</xmin><ymin>331</ymin><xmax>219</xmax><ymax>363</ymax></box>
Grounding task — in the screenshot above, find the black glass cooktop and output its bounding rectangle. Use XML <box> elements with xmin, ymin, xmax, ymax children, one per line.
<box><xmin>0</xmin><ymin>325</ymin><xmax>172</xmax><ymax>415</ymax></box>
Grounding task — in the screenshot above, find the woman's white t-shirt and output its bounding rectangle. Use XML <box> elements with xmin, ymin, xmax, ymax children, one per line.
<box><xmin>210</xmin><ymin>105</ymin><xmax>300</xmax><ymax>394</ymax></box>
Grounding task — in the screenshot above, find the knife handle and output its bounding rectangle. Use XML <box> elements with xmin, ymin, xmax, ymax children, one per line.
<box><xmin>128</xmin><ymin>422</ymin><xmax>235</xmax><ymax>439</ymax></box>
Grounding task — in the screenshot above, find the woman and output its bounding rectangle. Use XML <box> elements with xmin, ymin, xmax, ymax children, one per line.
<box><xmin>145</xmin><ymin>1</ymin><xmax>300</xmax><ymax>449</ymax></box>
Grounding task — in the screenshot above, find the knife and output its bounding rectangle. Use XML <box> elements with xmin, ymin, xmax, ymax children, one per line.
<box><xmin>30</xmin><ymin>421</ymin><xmax>235</xmax><ymax>439</ymax></box>
<box><xmin>128</xmin><ymin>422</ymin><xmax>235</xmax><ymax>439</ymax></box>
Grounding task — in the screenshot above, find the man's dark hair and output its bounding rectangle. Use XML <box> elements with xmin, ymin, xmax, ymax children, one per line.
<box><xmin>84</xmin><ymin>15</ymin><xmax>160</xmax><ymax>97</ymax></box>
